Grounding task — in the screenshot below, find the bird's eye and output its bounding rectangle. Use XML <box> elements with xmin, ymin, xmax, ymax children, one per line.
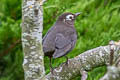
<box><xmin>69</xmin><ymin>16</ymin><xmax>72</xmax><ymax>19</ymax></box>
<box><xmin>66</xmin><ymin>15</ymin><xmax>73</xmax><ymax>20</ymax></box>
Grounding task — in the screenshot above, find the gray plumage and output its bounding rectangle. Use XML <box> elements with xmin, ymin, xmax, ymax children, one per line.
<box><xmin>42</xmin><ymin>12</ymin><xmax>80</xmax><ymax>73</ymax></box>
<box><xmin>43</xmin><ymin>12</ymin><xmax>80</xmax><ymax>58</ymax></box>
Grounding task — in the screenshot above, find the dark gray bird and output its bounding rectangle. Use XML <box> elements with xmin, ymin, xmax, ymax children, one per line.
<box><xmin>42</xmin><ymin>12</ymin><xmax>81</xmax><ymax>73</ymax></box>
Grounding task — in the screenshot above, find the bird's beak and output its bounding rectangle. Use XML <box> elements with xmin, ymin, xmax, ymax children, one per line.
<box><xmin>74</xmin><ymin>12</ymin><xmax>82</xmax><ymax>17</ymax></box>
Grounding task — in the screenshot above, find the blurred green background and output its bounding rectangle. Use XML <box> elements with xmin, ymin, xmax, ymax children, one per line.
<box><xmin>0</xmin><ymin>0</ymin><xmax>120</xmax><ymax>80</ymax></box>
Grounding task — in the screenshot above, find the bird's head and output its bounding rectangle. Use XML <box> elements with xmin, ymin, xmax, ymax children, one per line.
<box><xmin>57</xmin><ymin>12</ymin><xmax>81</xmax><ymax>25</ymax></box>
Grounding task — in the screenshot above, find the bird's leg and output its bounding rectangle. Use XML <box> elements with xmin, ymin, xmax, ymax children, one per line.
<box><xmin>65</xmin><ymin>56</ymin><xmax>69</xmax><ymax>65</ymax></box>
<box><xmin>49</xmin><ymin>57</ymin><xmax>54</xmax><ymax>74</ymax></box>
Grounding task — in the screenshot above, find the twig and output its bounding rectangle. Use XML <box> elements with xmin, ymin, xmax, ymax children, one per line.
<box><xmin>109</xmin><ymin>41</ymin><xmax>115</xmax><ymax>65</ymax></box>
<box><xmin>100</xmin><ymin>40</ymin><xmax>120</xmax><ymax>80</ymax></box>
<box><xmin>0</xmin><ymin>39</ymin><xmax>21</xmax><ymax>59</ymax></box>
<box><xmin>81</xmin><ymin>70</ymin><xmax>88</xmax><ymax>80</ymax></box>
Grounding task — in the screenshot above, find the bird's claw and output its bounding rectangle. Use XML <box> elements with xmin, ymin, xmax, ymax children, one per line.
<box><xmin>65</xmin><ymin>59</ymin><xmax>69</xmax><ymax>66</ymax></box>
<box><xmin>50</xmin><ymin>67</ymin><xmax>54</xmax><ymax>75</ymax></box>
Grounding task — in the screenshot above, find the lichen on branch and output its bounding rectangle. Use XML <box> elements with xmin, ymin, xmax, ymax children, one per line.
<box><xmin>22</xmin><ymin>0</ymin><xmax>46</xmax><ymax>80</ymax></box>
<box><xmin>46</xmin><ymin>42</ymin><xmax>120</xmax><ymax>80</ymax></box>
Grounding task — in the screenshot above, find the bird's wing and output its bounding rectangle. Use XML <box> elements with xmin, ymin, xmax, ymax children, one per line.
<box><xmin>42</xmin><ymin>26</ymin><xmax>55</xmax><ymax>43</ymax></box>
<box><xmin>53</xmin><ymin>33</ymin><xmax>72</xmax><ymax>58</ymax></box>
<box><xmin>55</xmin><ymin>33</ymin><xmax>71</xmax><ymax>48</ymax></box>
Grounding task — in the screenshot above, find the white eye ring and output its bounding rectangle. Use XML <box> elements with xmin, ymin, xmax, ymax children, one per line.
<box><xmin>66</xmin><ymin>15</ymin><xmax>73</xmax><ymax>21</ymax></box>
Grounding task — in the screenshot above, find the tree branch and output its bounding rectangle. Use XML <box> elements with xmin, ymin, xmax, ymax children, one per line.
<box><xmin>46</xmin><ymin>44</ymin><xmax>120</xmax><ymax>80</ymax></box>
<box><xmin>21</xmin><ymin>0</ymin><xmax>120</xmax><ymax>80</ymax></box>
<box><xmin>22</xmin><ymin>0</ymin><xmax>46</xmax><ymax>80</ymax></box>
<box><xmin>100</xmin><ymin>41</ymin><xmax>120</xmax><ymax>80</ymax></box>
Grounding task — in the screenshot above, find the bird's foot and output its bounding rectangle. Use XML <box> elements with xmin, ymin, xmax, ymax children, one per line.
<box><xmin>50</xmin><ymin>67</ymin><xmax>54</xmax><ymax>75</ymax></box>
<box><xmin>65</xmin><ymin>56</ymin><xmax>69</xmax><ymax>66</ymax></box>
<box><xmin>65</xmin><ymin>59</ymin><xmax>69</xmax><ymax>66</ymax></box>
<box><xmin>65</xmin><ymin>61</ymin><xmax>68</xmax><ymax>66</ymax></box>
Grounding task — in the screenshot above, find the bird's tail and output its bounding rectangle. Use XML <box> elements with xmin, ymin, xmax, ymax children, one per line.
<box><xmin>52</xmin><ymin>49</ymin><xmax>66</xmax><ymax>58</ymax></box>
<box><xmin>52</xmin><ymin>44</ymin><xmax>71</xmax><ymax>58</ymax></box>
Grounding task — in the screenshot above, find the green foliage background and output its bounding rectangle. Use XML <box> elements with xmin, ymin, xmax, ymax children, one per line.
<box><xmin>0</xmin><ymin>0</ymin><xmax>120</xmax><ymax>80</ymax></box>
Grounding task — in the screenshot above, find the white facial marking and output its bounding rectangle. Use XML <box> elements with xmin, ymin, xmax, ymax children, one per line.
<box><xmin>66</xmin><ymin>14</ymin><xmax>74</xmax><ymax>21</ymax></box>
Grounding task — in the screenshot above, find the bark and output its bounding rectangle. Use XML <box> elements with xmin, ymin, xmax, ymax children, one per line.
<box><xmin>100</xmin><ymin>41</ymin><xmax>120</xmax><ymax>80</ymax></box>
<box><xmin>21</xmin><ymin>0</ymin><xmax>120</xmax><ymax>80</ymax></box>
<box><xmin>22</xmin><ymin>0</ymin><xmax>46</xmax><ymax>80</ymax></box>
<box><xmin>46</xmin><ymin>44</ymin><xmax>120</xmax><ymax>80</ymax></box>
<box><xmin>100</xmin><ymin>65</ymin><xmax>120</xmax><ymax>80</ymax></box>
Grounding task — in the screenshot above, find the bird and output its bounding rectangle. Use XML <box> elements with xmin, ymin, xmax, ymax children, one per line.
<box><xmin>42</xmin><ymin>12</ymin><xmax>81</xmax><ymax>73</ymax></box>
